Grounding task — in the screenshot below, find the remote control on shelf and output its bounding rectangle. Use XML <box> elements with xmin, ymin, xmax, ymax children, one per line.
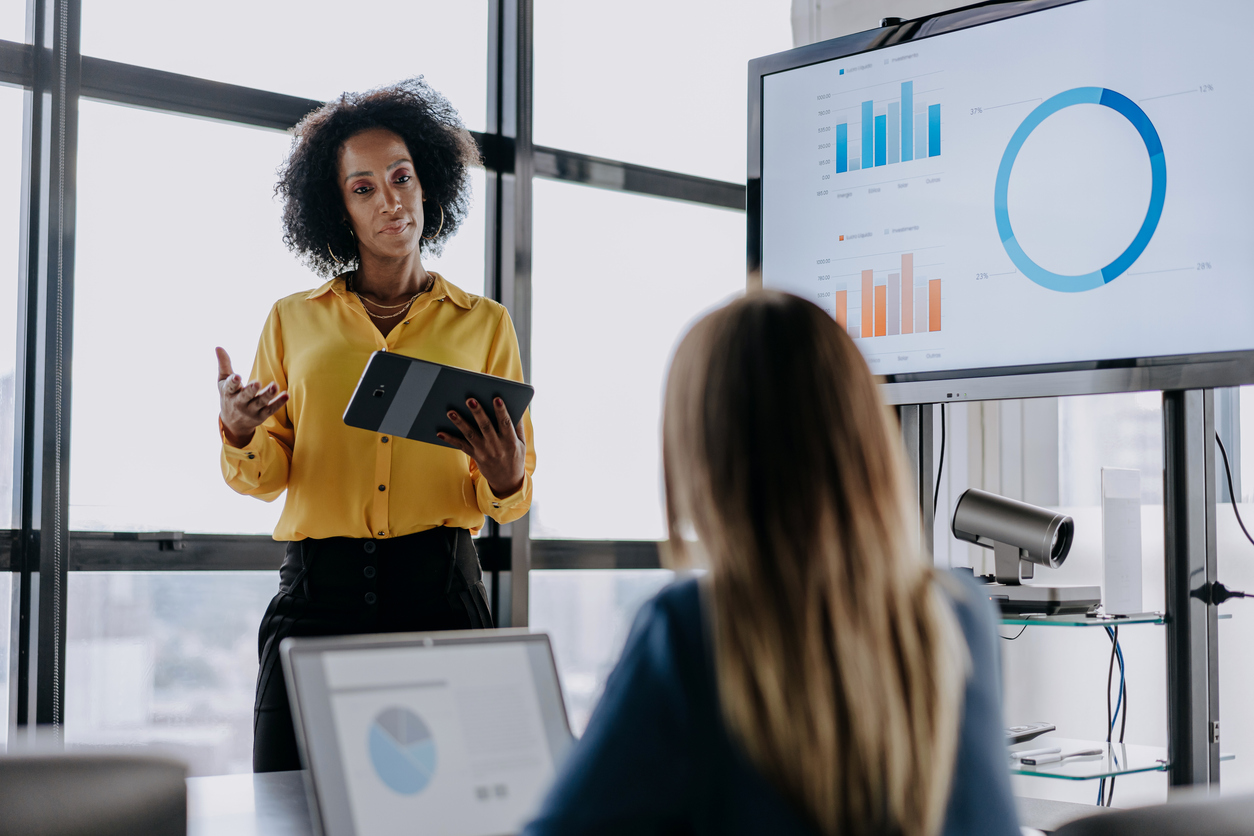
<box><xmin>1006</xmin><ymin>722</ymin><xmax>1056</xmax><ymax>745</ymax></box>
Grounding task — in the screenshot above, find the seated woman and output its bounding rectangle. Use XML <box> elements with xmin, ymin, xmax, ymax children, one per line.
<box><xmin>523</xmin><ymin>291</ymin><xmax>1019</xmax><ymax>836</ymax></box>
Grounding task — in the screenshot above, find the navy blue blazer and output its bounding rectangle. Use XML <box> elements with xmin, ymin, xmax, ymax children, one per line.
<box><xmin>523</xmin><ymin>573</ymin><xmax>1020</xmax><ymax>836</ymax></box>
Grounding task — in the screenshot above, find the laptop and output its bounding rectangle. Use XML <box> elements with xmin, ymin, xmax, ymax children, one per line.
<box><xmin>280</xmin><ymin>630</ymin><xmax>574</xmax><ymax>836</ymax></box>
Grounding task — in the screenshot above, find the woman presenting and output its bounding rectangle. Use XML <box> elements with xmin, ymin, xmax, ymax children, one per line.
<box><xmin>215</xmin><ymin>79</ymin><xmax>534</xmax><ymax>773</ymax></box>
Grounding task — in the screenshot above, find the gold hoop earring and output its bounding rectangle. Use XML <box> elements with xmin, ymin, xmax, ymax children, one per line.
<box><xmin>422</xmin><ymin>204</ymin><xmax>445</xmax><ymax>241</ymax></box>
<box><xmin>327</xmin><ymin>242</ymin><xmax>344</xmax><ymax>265</ymax></box>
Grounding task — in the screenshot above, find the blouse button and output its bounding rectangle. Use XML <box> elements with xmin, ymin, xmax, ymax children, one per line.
<box><xmin>378</xmin><ymin>531</ymin><xmax>385</xmax><ymax>537</ymax></box>
<box><xmin>364</xmin><ymin>592</ymin><xmax>377</xmax><ymax>605</ymax></box>
<box><xmin>246</xmin><ymin>453</ymin><xmax>255</xmax><ymax>460</ymax></box>
<box><xmin>363</xmin><ymin>541</ymin><xmax>377</xmax><ymax>554</ymax></box>
<box><xmin>363</xmin><ymin>566</ymin><xmax>376</xmax><ymax>579</ymax></box>
<box><xmin>382</xmin><ymin>436</ymin><xmax>389</xmax><ymax>443</ymax></box>
<box><xmin>378</xmin><ymin>484</ymin><xmax>386</xmax><ymax>492</ymax></box>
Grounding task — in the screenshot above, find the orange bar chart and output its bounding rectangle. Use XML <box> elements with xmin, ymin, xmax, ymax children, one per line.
<box><xmin>846</xmin><ymin>252</ymin><xmax>940</xmax><ymax>339</ymax></box>
<box><xmin>901</xmin><ymin>254</ymin><xmax>914</xmax><ymax>334</ymax></box>
<box><xmin>928</xmin><ymin>279</ymin><xmax>942</xmax><ymax>332</ymax></box>
<box><xmin>861</xmin><ymin>270</ymin><xmax>874</xmax><ymax>337</ymax></box>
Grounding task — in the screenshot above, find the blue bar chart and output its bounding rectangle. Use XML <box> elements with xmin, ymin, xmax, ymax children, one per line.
<box><xmin>835</xmin><ymin>80</ymin><xmax>941</xmax><ymax>174</ymax></box>
<box><xmin>861</xmin><ymin>100</ymin><xmax>874</xmax><ymax>169</ymax></box>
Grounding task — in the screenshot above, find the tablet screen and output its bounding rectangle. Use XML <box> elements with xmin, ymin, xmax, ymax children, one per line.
<box><xmin>305</xmin><ymin>640</ymin><xmax>566</xmax><ymax>836</ymax></box>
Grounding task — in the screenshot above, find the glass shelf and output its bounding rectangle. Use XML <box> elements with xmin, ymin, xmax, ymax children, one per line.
<box><xmin>1000</xmin><ymin>612</ymin><xmax>1232</xmax><ymax>627</ymax></box>
<box><xmin>1001</xmin><ymin>612</ymin><xmax>1164</xmax><ymax>627</ymax></box>
<box><xmin>1009</xmin><ymin>736</ymin><xmax>1234</xmax><ymax>780</ymax></box>
<box><xmin>1010</xmin><ymin>737</ymin><xmax>1167</xmax><ymax>780</ymax></box>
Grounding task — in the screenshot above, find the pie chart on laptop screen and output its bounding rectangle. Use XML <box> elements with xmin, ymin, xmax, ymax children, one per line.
<box><xmin>368</xmin><ymin>707</ymin><xmax>438</xmax><ymax>795</ymax></box>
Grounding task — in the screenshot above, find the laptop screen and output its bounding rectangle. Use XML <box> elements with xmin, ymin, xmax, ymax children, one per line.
<box><xmin>286</xmin><ymin>634</ymin><xmax>572</xmax><ymax>836</ymax></box>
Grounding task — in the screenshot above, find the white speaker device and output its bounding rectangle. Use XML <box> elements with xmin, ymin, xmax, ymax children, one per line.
<box><xmin>1101</xmin><ymin>468</ymin><xmax>1143</xmax><ymax>616</ymax></box>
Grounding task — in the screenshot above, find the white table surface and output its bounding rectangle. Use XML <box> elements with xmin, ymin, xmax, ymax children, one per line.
<box><xmin>186</xmin><ymin>770</ymin><xmax>1102</xmax><ymax>835</ymax></box>
<box><xmin>188</xmin><ymin>771</ymin><xmax>313</xmax><ymax>836</ymax></box>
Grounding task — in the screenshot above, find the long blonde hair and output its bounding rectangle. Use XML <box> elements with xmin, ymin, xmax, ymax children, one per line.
<box><xmin>662</xmin><ymin>291</ymin><xmax>968</xmax><ymax>836</ymax></box>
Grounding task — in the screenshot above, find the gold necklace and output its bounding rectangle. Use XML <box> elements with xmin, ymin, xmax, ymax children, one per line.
<box><xmin>349</xmin><ymin>275</ymin><xmax>431</xmax><ymax>315</ymax></box>
<box><xmin>363</xmin><ymin>306</ymin><xmax>409</xmax><ymax>321</ymax></box>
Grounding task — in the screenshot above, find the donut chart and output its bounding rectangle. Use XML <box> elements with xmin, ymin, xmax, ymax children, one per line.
<box><xmin>993</xmin><ymin>86</ymin><xmax>1167</xmax><ymax>293</ymax></box>
<box><xmin>368</xmin><ymin>707</ymin><xmax>438</xmax><ymax>795</ymax></box>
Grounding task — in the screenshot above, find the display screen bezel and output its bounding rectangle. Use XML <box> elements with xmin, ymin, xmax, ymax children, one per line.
<box><xmin>747</xmin><ymin>0</ymin><xmax>1254</xmax><ymax>404</ymax></box>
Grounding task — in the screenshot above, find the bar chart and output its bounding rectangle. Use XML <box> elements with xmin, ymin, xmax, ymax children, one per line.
<box><xmin>835</xmin><ymin>80</ymin><xmax>941</xmax><ymax>174</ymax></box>
<box><xmin>830</xmin><ymin>253</ymin><xmax>942</xmax><ymax>339</ymax></box>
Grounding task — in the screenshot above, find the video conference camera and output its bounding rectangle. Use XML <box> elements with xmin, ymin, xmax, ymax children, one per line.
<box><xmin>951</xmin><ymin>489</ymin><xmax>1099</xmax><ymax>615</ymax></box>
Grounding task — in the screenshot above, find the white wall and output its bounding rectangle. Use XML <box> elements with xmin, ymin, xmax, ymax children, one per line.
<box><xmin>791</xmin><ymin>0</ymin><xmax>965</xmax><ymax>46</ymax></box>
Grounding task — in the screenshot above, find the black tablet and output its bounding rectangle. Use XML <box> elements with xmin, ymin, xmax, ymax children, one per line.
<box><xmin>343</xmin><ymin>352</ymin><xmax>534</xmax><ymax>450</ymax></box>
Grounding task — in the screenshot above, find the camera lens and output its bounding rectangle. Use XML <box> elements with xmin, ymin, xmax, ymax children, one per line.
<box><xmin>1050</xmin><ymin>519</ymin><xmax>1074</xmax><ymax>562</ymax></box>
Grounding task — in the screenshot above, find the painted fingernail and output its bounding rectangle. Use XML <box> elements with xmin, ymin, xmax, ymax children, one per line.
<box><xmin>495</xmin><ymin>398</ymin><xmax>503</xmax><ymax>407</ymax></box>
<box><xmin>448</xmin><ymin>411</ymin><xmax>457</xmax><ymax>419</ymax></box>
<box><xmin>467</xmin><ymin>399</ymin><xmax>478</xmax><ymax>408</ymax></box>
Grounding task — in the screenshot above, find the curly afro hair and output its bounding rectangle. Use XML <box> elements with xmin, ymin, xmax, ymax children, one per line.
<box><xmin>276</xmin><ymin>77</ymin><xmax>480</xmax><ymax>277</ymax></box>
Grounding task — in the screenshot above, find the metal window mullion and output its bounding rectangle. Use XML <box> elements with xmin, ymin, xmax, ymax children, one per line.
<box><xmin>10</xmin><ymin>0</ymin><xmax>45</xmax><ymax>735</ymax></box>
<box><xmin>1163</xmin><ymin>389</ymin><xmax>1220</xmax><ymax>786</ymax></box>
<box><xmin>17</xmin><ymin>0</ymin><xmax>79</xmax><ymax>733</ymax></box>
<box><xmin>484</xmin><ymin>0</ymin><xmax>533</xmax><ymax>628</ymax></box>
<box><xmin>899</xmin><ymin>404</ymin><xmax>935</xmax><ymax>559</ymax></box>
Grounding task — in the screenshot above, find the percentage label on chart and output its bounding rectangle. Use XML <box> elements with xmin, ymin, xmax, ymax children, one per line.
<box><xmin>975</xmin><ymin>272</ymin><xmax>989</xmax><ymax>280</ymax></box>
<box><xmin>970</xmin><ymin>106</ymin><xmax>983</xmax><ymax>115</ymax></box>
<box><xmin>1197</xmin><ymin>262</ymin><xmax>1213</xmax><ymax>270</ymax></box>
<box><xmin>1199</xmin><ymin>84</ymin><xmax>1214</xmax><ymax>93</ymax></box>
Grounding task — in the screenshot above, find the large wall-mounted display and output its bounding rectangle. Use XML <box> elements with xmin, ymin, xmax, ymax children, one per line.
<box><xmin>751</xmin><ymin>0</ymin><xmax>1254</xmax><ymax>399</ymax></box>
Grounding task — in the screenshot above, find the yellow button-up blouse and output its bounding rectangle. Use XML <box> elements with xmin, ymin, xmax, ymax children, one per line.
<box><xmin>220</xmin><ymin>272</ymin><xmax>535</xmax><ymax>541</ymax></box>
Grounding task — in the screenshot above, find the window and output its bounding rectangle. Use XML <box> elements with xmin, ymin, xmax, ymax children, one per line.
<box><xmin>1059</xmin><ymin>392</ymin><xmax>1164</xmax><ymax>507</ymax></box>
<box><xmin>426</xmin><ymin>167</ymin><xmax>487</xmax><ymax>299</ymax></box>
<box><xmin>80</xmin><ymin>1</ymin><xmax>489</xmax><ymax>132</ymax></box>
<box><xmin>528</xmin><ymin>569</ymin><xmax>674</xmax><ymax>735</ymax></box>
<box><xmin>0</xmin><ymin>7</ymin><xmax>23</xmax><ymax>43</ymax></box>
<box><xmin>12</xmin><ymin>0</ymin><xmax>777</xmax><ymax>762</ymax></box>
<box><xmin>65</xmin><ymin>572</ymin><xmax>276</xmax><ymax>775</ymax></box>
<box><xmin>534</xmin><ymin>0</ymin><xmax>792</xmax><ymax>181</ymax></box>
<box><xmin>0</xmin><ymin>85</ymin><xmax>22</xmax><ymax>530</ymax></box>
<box><xmin>0</xmin><ymin>571</ymin><xmax>9</xmax><ymax>750</ymax></box>
<box><xmin>70</xmin><ymin>101</ymin><xmax>485</xmax><ymax>534</ymax></box>
<box><xmin>71</xmin><ymin>102</ymin><xmax>309</xmax><ymax>533</ymax></box>
<box><xmin>528</xmin><ymin>180</ymin><xmax>745</xmax><ymax>540</ymax></box>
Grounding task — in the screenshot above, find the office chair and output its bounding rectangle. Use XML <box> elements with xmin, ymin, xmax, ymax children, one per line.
<box><xmin>0</xmin><ymin>752</ymin><xmax>187</xmax><ymax>836</ymax></box>
<box><xmin>1053</xmin><ymin>792</ymin><xmax>1254</xmax><ymax>836</ymax></box>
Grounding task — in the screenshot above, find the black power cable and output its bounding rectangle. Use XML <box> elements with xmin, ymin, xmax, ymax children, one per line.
<box><xmin>1098</xmin><ymin>626</ymin><xmax>1127</xmax><ymax>806</ymax></box>
<box><xmin>934</xmin><ymin>404</ymin><xmax>946</xmax><ymax>516</ymax></box>
<box><xmin>1204</xmin><ymin>433</ymin><xmax>1254</xmax><ymax>605</ymax></box>
<box><xmin>1216</xmin><ymin>431</ymin><xmax>1254</xmax><ymax>549</ymax></box>
<box><xmin>999</xmin><ymin>623</ymin><xmax>1029</xmax><ymax>641</ymax></box>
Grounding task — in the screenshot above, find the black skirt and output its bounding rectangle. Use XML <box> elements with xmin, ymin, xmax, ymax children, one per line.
<box><xmin>253</xmin><ymin>526</ymin><xmax>492</xmax><ymax>773</ymax></box>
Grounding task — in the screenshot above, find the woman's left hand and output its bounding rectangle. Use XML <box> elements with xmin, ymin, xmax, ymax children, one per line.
<box><xmin>438</xmin><ymin>398</ymin><xmax>526</xmax><ymax>498</ymax></box>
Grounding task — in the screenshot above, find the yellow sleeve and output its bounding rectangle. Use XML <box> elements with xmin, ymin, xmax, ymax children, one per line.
<box><xmin>220</xmin><ymin>303</ymin><xmax>294</xmax><ymax>502</ymax></box>
<box><xmin>471</xmin><ymin>305</ymin><xmax>536</xmax><ymax>524</ymax></box>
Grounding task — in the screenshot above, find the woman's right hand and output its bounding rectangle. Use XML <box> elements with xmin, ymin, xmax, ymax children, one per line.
<box><xmin>216</xmin><ymin>347</ymin><xmax>288</xmax><ymax>448</ymax></box>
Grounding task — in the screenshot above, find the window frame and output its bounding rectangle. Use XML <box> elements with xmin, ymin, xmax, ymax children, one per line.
<box><xmin>2</xmin><ymin>0</ymin><xmax>736</xmax><ymax>732</ymax></box>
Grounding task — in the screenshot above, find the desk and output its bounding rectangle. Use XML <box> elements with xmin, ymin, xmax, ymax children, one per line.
<box><xmin>188</xmin><ymin>771</ymin><xmax>313</xmax><ymax>836</ymax></box>
<box><xmin>186</xmin><ymin>771</ymin><xmax>1101</xmax><ymax>835</ymax></box>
